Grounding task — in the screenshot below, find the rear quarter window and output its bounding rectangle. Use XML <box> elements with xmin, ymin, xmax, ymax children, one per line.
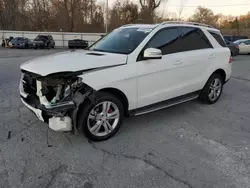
<box><xmin>208</xmin><ymin>30</ymin><xmax>226</xmax><ymax>47</ymax></box>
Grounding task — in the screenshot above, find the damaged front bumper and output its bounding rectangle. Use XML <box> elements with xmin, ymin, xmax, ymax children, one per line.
<box><xmin>19</xmin><ymin>72</ymin><xmax>89</xmax><ymax>132</ymax></box>
<box><xmin>20</xmin><ymin>94</ymin><xmax>76</xmax><ymax>131</ymax></box>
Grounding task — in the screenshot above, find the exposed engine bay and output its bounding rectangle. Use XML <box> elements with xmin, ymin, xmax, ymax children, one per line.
<box><xmin>20</xmin><ymin>70</ymin><xmax>95</xmax><ymax>132</ymax></box>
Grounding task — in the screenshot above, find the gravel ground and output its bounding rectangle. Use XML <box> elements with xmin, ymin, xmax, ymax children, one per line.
<box><xmin>0</xmin><ymin>48</ymin><xmax>250</xmax><ymax>188</ymax></box>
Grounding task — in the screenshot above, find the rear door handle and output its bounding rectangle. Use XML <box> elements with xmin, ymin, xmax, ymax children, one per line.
<box><xmin>209</xmin><ymin>54</ymin><xmax>215</xmax><ymax>59</ymax></box>
<box><xmin>174</xmin><ymin>60</ymin><xmax>183</xmax><ymax>65</ymax></box>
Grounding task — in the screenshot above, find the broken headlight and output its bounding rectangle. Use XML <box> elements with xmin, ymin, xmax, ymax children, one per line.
<box><xmin>63</xmin><ymin>77</ymin><xmax>83</xmax><ymax>98</ymax></box>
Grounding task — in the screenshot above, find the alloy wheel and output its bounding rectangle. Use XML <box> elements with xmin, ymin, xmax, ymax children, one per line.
<box><xmin>87</xmin><ymin>101</ymin><xmax>120</xmax><ymax>137</ymax></box>
<box><xmin>208</xmin><ymin>78</ymin><xmax>222</xmax><ymax>101</ymax></box>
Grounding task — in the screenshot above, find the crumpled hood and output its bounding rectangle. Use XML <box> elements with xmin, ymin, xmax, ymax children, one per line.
<box><xmin>20</xmin><ymin>50</ymin><xmax>127</xmax><ymax>76</ymax></box>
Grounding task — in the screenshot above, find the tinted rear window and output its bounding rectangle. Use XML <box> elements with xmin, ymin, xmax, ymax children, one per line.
<box><xmin>179</xmin><ymin>27</ymin><xmax>212</xmax><ymax>52</ymax></box>
<box><xmin>209</xmin><ymin>31</ymin><xmax>226</xmax><ymax>47</ymax></box>
<box><xmin>35</xmin><ymin>35</ymin><xmax>48</xmax><ymax>40</ymax></box>
<box><xmin>15</xmin><ymin>37</ymin><xmax>25</xmax><ymax>41</ymax></box>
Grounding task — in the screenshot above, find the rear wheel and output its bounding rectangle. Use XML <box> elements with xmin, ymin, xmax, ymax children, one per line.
<box><xmin>77</xmin><ymin>92</ymin><xmax>124</xmax><ymax>141</ymax></box>
<box><xmin>199</xmin><ymin>73</ymin><xmax>224</xmax><ymax>104</ymax></box>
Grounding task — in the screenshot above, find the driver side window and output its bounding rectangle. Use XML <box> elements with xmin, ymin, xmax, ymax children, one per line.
<box><xmin>146</xmin><ymin>27</ymin><xmax>181</xmax><ymax>55</ymax></box>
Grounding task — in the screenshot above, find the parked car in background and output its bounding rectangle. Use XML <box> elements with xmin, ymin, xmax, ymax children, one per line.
<box><xmin>20</xmin><ymin>21</ymin><xmax>232</xmax><ymax>141</ymax></box>
<box><xmin>225</xmin><ymin>39</ymin><xmax>239</xmax><ymax>56</ymax></box>
<box><xmin>223</xmin><ymin>35</ymin><xmax>248</xmax><ymax>42</ymax></box>
<box><xmin>1</xmin><ymin>37</ymin><xmax>14</xmax><ymax>47</ymax></box>
<box><xmin>9</xmin><ymin>37</ymin><xmax>33</xmax><ymax>49</ymax></box>
<box><xmin>68</xmin><ymin>39</ymin><xmax>88</xmax><ymax>49</ymax></box>
<box><xmin>33</xmin><ymin>35</ymin><xmax>55</xmax><ymax>49</ymax></box>
<box><xmin>234</xmin><ymin>39</ymin><xmax>250</xmax><ymax>54</ymax></box>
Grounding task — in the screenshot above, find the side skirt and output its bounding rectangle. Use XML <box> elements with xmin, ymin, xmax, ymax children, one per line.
<box><xmin>129</xmin><ymin>90</ymin><xmax>201</xmax><ymax>116</ymax></box>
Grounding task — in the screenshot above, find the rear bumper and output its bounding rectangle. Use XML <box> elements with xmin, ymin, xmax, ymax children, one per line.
<box><xmin>33</xmin><ymin>42</ymin><xmax>46</xmax><ymax>47</ymax></box>
<box><xmin>11</xmin><ymin>45</ymin><xmax>26</xmax><ymax>49</ymax></box>
<box><xmin>233</xmin><ymin>48</ymin><xmax>240</xmax><ymax>56</ymax></box>
<box><xmin>225</xmin><ymin>63</ymin><xmax>232</xmax><ymax>83</ymax></box>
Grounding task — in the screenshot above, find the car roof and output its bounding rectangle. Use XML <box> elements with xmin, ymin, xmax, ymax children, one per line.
<box><xmin>121</xmin><ymin>22</ymin><xmax>219</xmax><ymax>32</ymax></box>
<box><xmin>234</xmin><ymin>39</ymin><xmax>248</xmax><ymax>43</ymax></box>
<box><xmin>121</xmin><ymin>24</ymin><xmax>158</xmax><ymax>29</ymax></box>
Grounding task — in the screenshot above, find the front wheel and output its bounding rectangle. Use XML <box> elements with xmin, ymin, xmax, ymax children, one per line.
<box><xmin>199</xmin><ymin>73</ymin><xmax>224</xmax><ymax>104</ymax></box>
<box><xmin>77</xmin><ymin>92</ymin><xmax>124</xmax><ymax>141</ymax></box>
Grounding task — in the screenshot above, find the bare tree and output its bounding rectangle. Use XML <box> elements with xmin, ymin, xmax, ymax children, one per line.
<box><xmin>190</xmin><ymin>6</ymin><xmax>220</xmax><ymax>27</ymax></box>
<box><xmin>177</xmin><ymin>0</ymin><xmax>188</xmax><ymax>20</ymax></box>
<box><xmin>139</xmin><ymin>0</ymin><xmax>165</xmax><ymax>23</ymax></box>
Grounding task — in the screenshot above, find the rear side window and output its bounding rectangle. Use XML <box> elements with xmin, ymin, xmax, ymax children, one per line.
<box><xmin>208</xmin><ymin>30</ymin><xmax>226</xmax><ymax>47</ymax></box>
<box><xmin>179</xmin><ymin>27</ymin><xmax>212</xmax><ymax>52</ymax></box>
<box><xmin>244</xmin><ymin>40</ymin><xmax>250</xmax><ymax>45</ymax></box>
<box><xmin>146</xmin><ymin>27</ymin><xmax>181</xmax><ymax>55</ymax></box>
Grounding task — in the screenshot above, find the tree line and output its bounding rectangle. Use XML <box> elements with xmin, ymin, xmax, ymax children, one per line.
<box><xmin>0</xmin><ymin>0</ymin><xmax>249</xmax><ymax>33</ymax></box>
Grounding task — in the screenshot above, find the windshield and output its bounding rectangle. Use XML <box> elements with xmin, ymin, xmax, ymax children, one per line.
<box><xmin>13</xmin><ymin>37</ymin><xmax>24</xmax><ymax>42</ymax></box>
<box><xmin>89</xmin><ymin>27</ymin><xmax>153</xmax><ymax>54</ymax></box>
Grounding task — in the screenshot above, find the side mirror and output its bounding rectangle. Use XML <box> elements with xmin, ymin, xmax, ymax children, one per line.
<box><xmin>143</xmin><ymin>48</ymin><xmax>162</xmax><ymax>60</ymax></box>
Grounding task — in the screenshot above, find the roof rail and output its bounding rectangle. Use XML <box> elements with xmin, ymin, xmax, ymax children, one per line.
<box><xmin>121</xmin><ymin>24</ymin><xmax>136</xmax><ymax>27</ymax></box>
<box><xmin>161</xmin><ymin>21</ymin><xmax>214</xmax><ymax>28</ymax></box>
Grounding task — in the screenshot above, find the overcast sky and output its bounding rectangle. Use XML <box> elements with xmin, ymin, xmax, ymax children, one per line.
<box><xmin>99</xmin><ymin>0</ymin><xmax>250</xmax><ymax>18</ymax></box>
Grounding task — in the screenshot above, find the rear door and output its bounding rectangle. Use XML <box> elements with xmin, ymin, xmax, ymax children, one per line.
<box><xmin>178</xmin><ymin>26</ymin><xmax>215</xmax><ymax>91</ymax></box>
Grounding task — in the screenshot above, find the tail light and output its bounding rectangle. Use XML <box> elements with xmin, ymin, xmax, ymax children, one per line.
<box><xmin>236</xmin><ymin>45</ymin><xmax>239</xmax><ymax>49</ymax></box>
<box><xmin>229</xmin><ymin>56</ymin><xmax>233</xmax><ymax>63</ymax></box>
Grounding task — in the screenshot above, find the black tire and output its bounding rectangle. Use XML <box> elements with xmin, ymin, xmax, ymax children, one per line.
<box><xmin>77</xmin><ymin>92</ymin><xmax>124</xmax><ymax>141</ymax></box>
<box><xmin>199</xmin><ymin>73</ymin><xmax>224</xmax><ymax>104</ymax></box>
<box><xmin>231</xmin><ymin>51</ymin><xmax>234</xmax><ymax>57</ymax></box>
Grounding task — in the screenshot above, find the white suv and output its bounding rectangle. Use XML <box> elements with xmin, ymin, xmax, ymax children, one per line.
<box><xmin>20</xmin><ymin>22</ymin><xmax>232</xmax><ymax>141</ymax></box>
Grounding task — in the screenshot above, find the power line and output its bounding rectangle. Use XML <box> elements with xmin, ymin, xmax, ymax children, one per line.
<box><xmin>167</xmin><ymin>3</ymin><xmax>250</xmax><ymax>8</ymax></box>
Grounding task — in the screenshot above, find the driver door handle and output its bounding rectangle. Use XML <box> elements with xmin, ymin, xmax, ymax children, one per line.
<box><xmin>174</xmin><ymin>60</ymin><xmax>183</xmax><ymax>65</ymax></box>
<box><xmin>209</xmin><ymin>54</ymin><xmax>215</xmax><ymax>59</ymax></box>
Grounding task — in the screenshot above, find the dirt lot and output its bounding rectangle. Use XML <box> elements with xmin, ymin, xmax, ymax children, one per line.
<box><xmin>0</xmin><ymin>49</ymin><xmax>250</xmax><ymax>188</ymax></box>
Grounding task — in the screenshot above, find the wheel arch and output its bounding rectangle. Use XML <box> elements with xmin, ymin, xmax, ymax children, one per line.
<box><xmin>99</xmin><ymin>87</ymin><xmax>129</xmax><ymax>116</ymax></box>
<box><xmin>212</xmin><ymin>69</ymin><xmax>226</xmax><ymax>83</ymax></box>
<box><xmin>202</xmin><ymin>68</ymin><xmax>227</xmax><ymax>91</ymax></box>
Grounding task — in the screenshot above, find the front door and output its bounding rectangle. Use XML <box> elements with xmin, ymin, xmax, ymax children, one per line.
<box><xmin>136</xmin><ymin>27</ymin><xmax>187</xmax><ymax>108</ymax></box>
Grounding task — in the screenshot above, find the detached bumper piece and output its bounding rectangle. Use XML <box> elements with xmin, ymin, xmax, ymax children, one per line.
<box><xmin>21</xmin><ymin>95</ymin><xmax>76</xmax><ymax>132</ymax></box>
<box><xmin>49</xmin><ymin>116</ymin><xmax>72</xmax><ymax>132</ymax></box>
<box><xmin>37</xmin><ymin>101</ymin><xmax>76</xmax><ymax>116</ymax></box>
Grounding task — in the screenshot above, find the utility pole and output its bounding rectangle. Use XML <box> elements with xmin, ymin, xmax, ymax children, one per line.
<box><xmin>105</xmin><ymin>0</ymin><xmax>109</xmax><ymax>34</ymax></box>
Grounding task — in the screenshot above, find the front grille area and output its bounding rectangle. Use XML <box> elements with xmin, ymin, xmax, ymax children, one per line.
<box><xmin>23</xmin><ymin>73</ymin><xmax>37</xmax><ymax>95</ymax></box>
